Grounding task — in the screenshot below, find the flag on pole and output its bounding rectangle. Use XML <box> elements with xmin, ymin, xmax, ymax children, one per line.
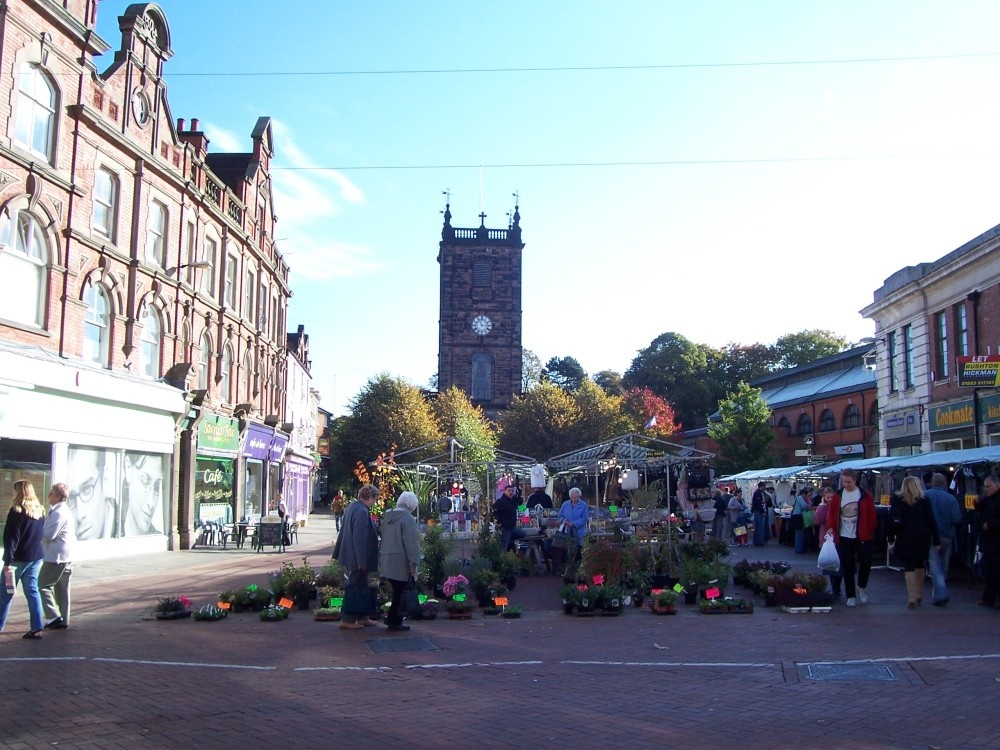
<box><xmin>644</xmin><ymin>415</ymin><xmax>657</xmax><ymax>430</ymax></box>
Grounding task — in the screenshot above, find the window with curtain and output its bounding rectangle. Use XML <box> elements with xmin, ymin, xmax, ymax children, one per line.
<box><xmin>198</xmin><ymin>333</ymin><xmax>212</xmax><ymax>391</ymax></box>
<box><xmin>843</xmin><ymin>404</ymin><xmax>861</xmax><ymax>429</ymax></box>
<box><xmin>220</xmin><ymin>346</ymin><xmax>233</xmax><ymax>403</ymax></box>
<box><xmin>955</xmin><ymin>303</ymin><xmax>969</xmax><ymax>357</ymax></box>
<box><xmin>796</xmin><ymin>413</ymin><xmax>813</xmax><ymax>437</ymax></box>
<box><xmin>14</xmin><ymin>63</ymin><xmax>55</xmax><ymax>162</ymax></box>
<box><xmin>92</xmin><ymin>167</ymin><xmax>119</xmax><ymax>241</ymax></box>
<box><xmin>200</xmin><ymin>236</ymin><xmax>217</xmax><ymax>296</ymax></box>
<box><xmin>139</xmin><ymin>307</ymin><xmax>161</xmax><ymax>379</ymax></box>
<box><xmin>83</xmin><ymin>284</ymin><xmax>111</xmax><ymax>367</ymax></box>
<box><xmin>819</xmin><ymin>409</ymin><xmax>836</xmax><ymax>432</ymax></box>
<box><xmin>242</xmin><ymin>350</ymin><xmax>253</xmax><ymax>402</ymax></box>
<box><xmin>224</xmin><ymin>254</ymin><xmax>237</xmax><ymax>308</ymax></box>
<box><xmin>146</xmin><ymin>200</ymin><xmax>167</xmax><ymax>267</ymax></box>
<box><xmin>935</xmin><ymin>311</ymin><xmax>949</xmax><ymax>379</ymax></box>
<box><xmin>0</xmin><ymin>209</ymin><xmax>48</xmax><ymax>327</ymax></box>
<box><xmin>903</xmin><ymin>324</ymin><xmax>914</xmax><ymax>389</ymax></box>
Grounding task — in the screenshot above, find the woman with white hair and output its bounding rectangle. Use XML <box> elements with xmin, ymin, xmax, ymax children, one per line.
<box><xmin>557</xmin><ymin>487</ymin><xmax>590</xmax><ymax>573</ymax></box>
<box><xmin>379</xmin><ymin>491</ymin><xmax>421</xmax><ymax>631</ymax></box>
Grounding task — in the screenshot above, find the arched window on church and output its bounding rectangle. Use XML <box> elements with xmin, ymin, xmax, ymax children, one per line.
<box><xmin>471</xmin><ymin>353</ymin><xmax>492</xmax><ymax>401</ymax></box>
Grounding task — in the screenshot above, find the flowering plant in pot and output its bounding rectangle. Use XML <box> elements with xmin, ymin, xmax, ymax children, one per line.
<box><xmin>259</xmin><ymin>604</ymin><xmax>290</xmax><ymax>621</ymax></box>
<box><xmin>312</xmin><ymin>606</ymin><xmax>342</xmax><ymax>621</ymax></box>
<box><xmin>193</xmin><ymin>604</ymin><xmax>227</xmax><ymax>621</ymax></box>
<box><xmin>443</xmin><ymin>575</ymin><xmax>474</xmax><ymax>616</ymax></box>
<box><xmin>153</xmin><ymin>595</ymin><xmax>192</xmax><ymax>619</ymax></box>
<box><xmin>650</xmin><ymin>588</ymin><xmax>678</xmax><ymax>614</ymax></box>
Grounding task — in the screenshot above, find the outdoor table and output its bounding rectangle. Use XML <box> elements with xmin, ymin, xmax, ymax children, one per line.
<box><xmin>231</xmin><ymin>523</ymin><xmax>253</xmax><ymax>550</ymax></box>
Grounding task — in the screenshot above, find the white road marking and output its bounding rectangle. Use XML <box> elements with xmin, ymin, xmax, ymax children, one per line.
<box><xmin>405</xmin><ymin>660</ymin><xmax>544</xmax><ymax>670</ymax></box>
<box><xmin>802</xmin><ymin>653</ymin><xmax>1000</xmax><ymax>666</ymax></box>
<box><xmin>0</xmin><ymin>657</ymin><xmax>86</xmax><ymax>663</ymax></box>
<box><xmin>562</xmin><ymin>660</ymin><xmax>776</xmax><ymax>668</ymax></box>
<box><xmin>92</xmin><ymin>657</ymin><xmax>275</xmax><ymax>670</ymax></box>
<box><xmin>295</xmin><ymin>666</ymin><xmax>392</xmax><ymax>672</ymax></box>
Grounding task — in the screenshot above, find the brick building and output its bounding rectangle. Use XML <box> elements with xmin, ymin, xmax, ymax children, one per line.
<box><xmin>0</xmin><ymin>2</ymin><xmax>293</xmax><ymax>555</ymax></box>
<box><xmin>862</xmin><ymin>223</ymin><xmax>1000</xmax><ymax>453</ymax></box>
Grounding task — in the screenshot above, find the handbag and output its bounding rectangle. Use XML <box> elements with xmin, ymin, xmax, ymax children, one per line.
<box><xmin>551</xmin><ymin>523</ymin><xmax>575</xmax><ymax>549</ymax></box>
<box><xmin>817</xmin><ymin>533</ymin><xmax>841</xmax><ymax>572</ymax></box>
<box><xmin>801</xmin><ymin>509</ymin><xmax>815</xmax><ymax>529</ymax></box>
<box><xmin>343</xmin><ymin>570</ymin><xmax>377</xmax><ymax>616</ymax></box>
<box><xmin>401</xmin><ymin>578</ymin><xmax>422</xmax><ymax>619</ymax></box>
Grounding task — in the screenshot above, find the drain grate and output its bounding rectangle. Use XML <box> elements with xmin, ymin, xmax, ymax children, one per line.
<box><xmin>366</xmin><ymin>637</ymin><xmax>439</xmax><ymax>654</ymax></box>
<box><xmin>804</xmin><ymin>663</ymin><xmax>897</xmax><ymax>681</ymax></box>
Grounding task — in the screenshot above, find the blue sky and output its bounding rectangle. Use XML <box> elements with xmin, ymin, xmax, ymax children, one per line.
<box><xmin>97</xmin><ymin>1</ymin><xmax>1000</xmax><ymax>415</ymax></box>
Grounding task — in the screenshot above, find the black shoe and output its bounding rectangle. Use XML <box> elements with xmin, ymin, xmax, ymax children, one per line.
<box><xmin>932</xmin><ymin>600</ymin><xmax>948</xmax><ymax>608</ymax></box>
<box><xmin>386</xmin><ymin>624</ymin><xmax>410</xmax><ymax>632</ymax></box>
<box><xmin>44</xmin><ymin>617</ymin><xmax>65</xmax><ymax>630</ymax></box>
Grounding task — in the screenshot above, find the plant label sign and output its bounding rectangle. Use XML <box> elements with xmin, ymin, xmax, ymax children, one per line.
<box><xmin>673</xmin><ymin>583</ymin><xmax>685</xmax><ymax>593</ymax></box>
<box><xmin>494</xmin><ymin>596</ymin><xmax>509</xmax><ymax>606</ymax></box>
<box><xmin>217</xmin><ymin>601</ymin><xmax>231</xmax><ymax>610</ymax></box>
<box><xmin>278</xmin><ymin>597</ymin><xmax>293</xmax><ymax>609</ymax></box>
<box><xmin>704</xmin><ymin>587</ymin><xmax>721</xmax><ymax>599</ymax></box>
<box><xmin>452</xmin><ymin>593</ymin><xmax>466</xmax><ymax>602</ymax></box>
<box><xmin>592</xmin><ymin>574</ymin><xmax>605</xmax><ymax>585</ymax></box>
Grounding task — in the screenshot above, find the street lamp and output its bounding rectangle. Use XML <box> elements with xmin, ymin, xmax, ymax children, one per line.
<box><xmin>164</xmin><ymin>260</ymin><xmax>211</xmax><ymax>277</ymax></box>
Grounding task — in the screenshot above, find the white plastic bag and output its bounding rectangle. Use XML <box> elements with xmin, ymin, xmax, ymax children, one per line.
<box><xmin>817</xmin><ymin>533</ymin><xmax>840</xmax><ymax>572</ymax></box>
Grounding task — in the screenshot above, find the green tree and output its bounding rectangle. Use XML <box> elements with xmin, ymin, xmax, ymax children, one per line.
<box><xmin>431</xmin><ymin>386</ymin><xmax>497</xmax><ymax>467</ymax></box>
<box><xmin>497</xmin><ymin>381</ymin><xmax>582</xmax><ymax>459</ymax></box>
<box><xmin>707</xmin><ymin>382</ymin><xmax>774</xmax><ymax>475</ymax></box>
<box><xmin>521</xmin><ymin>348</ymin><xmax>544</xmax><ymax>391</ymax></box>
<box><xmin>543</xmin><ymin>356</ymin><xmax>587</xmax><ymax>391</ymax></box>
<box><xmin>593</xmin><ymin>370</ymin><xmax>623</xmax><ymax>395</ymax></box>
<box><xmin>707</xmin><ymin>342</ymin><xmax>779</xmax><ymax>399</ymax></box>
<box><xmin>622</xmin><ymin>332</ymin><xmax>714</xmax><ymax>429</ymax></box>
<box><xmin>773</xmin><ymin>329</ymin><xmax>848</xmax><ymax>369</ymax></box>
<box><xmin>335</xmin><ymin>373</ymin><xmax>443</xmax><ymax>472</ymax></box>
<box><xmin>569</xmin><ymin>379</ymin><xmax>633</xmax><ymax>446</ymax></box>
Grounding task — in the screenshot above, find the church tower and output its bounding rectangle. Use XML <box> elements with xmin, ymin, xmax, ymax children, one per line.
<box><xmin>437</xmin><ymin>202</ymin><xmax>524</xmax><ymax>417</ymax></box>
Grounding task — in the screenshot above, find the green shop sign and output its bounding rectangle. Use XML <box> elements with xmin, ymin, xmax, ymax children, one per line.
<box><xmin>928</xmin><ymin>400</ymin><xmax>975</xmax><ymax>432</ymax></box>
<box><xmin>197</xmin><ymin>414</ymin><xmax>240</xmax><ymax>452</ymax></box>
<box><xmin>979</xmin><ymin>393</ymin><xmax>1000</xmax><ymax>425</ymax></box>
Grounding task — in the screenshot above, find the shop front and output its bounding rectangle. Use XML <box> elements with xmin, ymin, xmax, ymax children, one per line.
<box><xmin>883</xmin><ymin>408</ymin><xmax>923</xmax><ymax>455</ymax></box>
<box><xmin>0</xmin><ymin>345</ymin><xmax>185</xmax><ymax>560</ymax></box>
<box><xmin>194</xmin><ymin>414</ymin><xmax>239</xmax><ymax>526</ymax></box>
<box><xmin>283</xmin><ymin>453</ymin><xmax>314</xmax><ymax>522</ymax></box>
<box><xmin>929</xmin><ymin>399</ymin><xmax>975</xmax><ymax>451</ymax></box>
<box><xmin>242</xmin><ymin>423</ymin><xmax>288</xmax><ymax>521</ymax></box>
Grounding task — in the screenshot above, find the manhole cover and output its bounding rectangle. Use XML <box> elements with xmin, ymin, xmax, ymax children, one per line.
<box><xmin>804</xmin><ymin>663</ymin><xmax>897</xmax><ymax>681</ymax></box>
<box><xmin>366</xmin><ymin>637</ymin><xmax>439</xmax><ymax>654</ymax></box>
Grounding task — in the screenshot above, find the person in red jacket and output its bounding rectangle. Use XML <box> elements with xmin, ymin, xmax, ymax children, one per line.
<box><xmin>826</xmin><ymin>468</ymin><xmax>878</xmax><ymax>607</ymax></box>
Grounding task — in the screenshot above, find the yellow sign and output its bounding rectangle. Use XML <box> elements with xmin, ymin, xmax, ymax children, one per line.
<box><xmin>880</xmin><ymin>495</ymin><xmax>891</xmax><ymax>507</ymax></box>
<box><xmin>965</xmin><ymin>494</ymin><xmax>978</xmax><ymax>510</ymax></box>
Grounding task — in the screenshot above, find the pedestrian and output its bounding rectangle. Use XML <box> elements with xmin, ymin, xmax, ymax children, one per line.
<box><xmin>334</xmin><ymin>485</ymin><xmax>380</xmax><ymax>629</ymax></box>
<box><xmin>493</xmin><ymin>484</ymin><xmax>525</xmax><ymax>552</ymax></box>
<box><xmin>379</xmin><ymin>492</ymin><xmax>421</xmax><ymax>632</ymax></box>
<box><xmin>765</xmin><ymin>485</ymin><xmax>777</xmax><ymax>540</ymax></box>
<box><xmin>751</xmin><ymin>482</ymin><xmax>767</xmax><ymax>546</ymax></box>
<box><xmin>924</xmin><ymin>472</ymin><xmax>963</xmax><ymax>607</ymax></box>
<box><xmin>331</xmin><ymin>490</ymin><xmax>346</xmax><ymax>532</ymax></box>
<box><xmin>557</xmin><ymin>487</ymin><xmax>590</xmax><ymax>572</ymax></box>
<box><xmin>887</xmin><ymin>476</ymin><xmax>941</xmax><ymax>609</ymax></box>
<box><xmin>826</xmin><ymin>468</ymin><xmax>878</xmax><ymax>607</ymax></box>
<box><xmin>38</xmin><ymin>482</ymin><xmax>75</xmax><ymax>631</ymax></box>
<box><xmin>728</xmin><ymin>489</ymin><xmax>747</xmax><ymax>546</ymax></box>
<box><xmin>527</xmin><ymin>486</ymin><xmax>553</xmax><ymax>510</ymax></box>
<box><xmin>975</xmin><ymin>473</ymin><xmax>1000</xmax><ymax>610</ymax></box>
<box><xmin>0</xmin><ymin>480</ymin><xmax>46</xmax><ymax>639</ymax></box>
<box><xmin>791</xmin><ymin>487</ymin><xmax>812</xmax><ymax>553</ymax></box>
<box><xmin>719</xmin><ymin>486</ymin><xmax>733</xmax><ymax>542</ymax></box>
<box><xmin>712</xmin><ymin>488</ymin><xmax>727</xmax><ymax>540</ymax></box>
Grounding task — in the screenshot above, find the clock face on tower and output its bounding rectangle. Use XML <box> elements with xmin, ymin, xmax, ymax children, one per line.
<box><xmin>471</xmin><ymin>314</ymin><xmax>493</xmax><ymax>336</ymax></box>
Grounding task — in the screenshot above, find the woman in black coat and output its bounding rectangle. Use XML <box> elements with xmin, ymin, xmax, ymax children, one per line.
<box><xmin>888</xmin><ymin>476</ymin><xmax>940</xmax><ymax>609</ymax></box>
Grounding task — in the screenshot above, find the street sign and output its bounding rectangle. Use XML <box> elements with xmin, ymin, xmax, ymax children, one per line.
<box><xmin>794</xmin><ymin>449</ymin><xmax>810</xmax><ymax>457</ymax></box>
<box><xmin>807</xmin><ymin>455</ymin><xmax>827</xmax><ymax>463</ymax></box>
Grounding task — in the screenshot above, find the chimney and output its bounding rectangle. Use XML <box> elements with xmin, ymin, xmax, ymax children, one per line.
<box><xmin>177</xmin><ymin>117</ymin><xmax>185</xmax><ymax>131</ymax></box>
<box><xmin>191</xmin><ymin>118</ymin><xmax>200</xmax><ymax>131</ymax></box>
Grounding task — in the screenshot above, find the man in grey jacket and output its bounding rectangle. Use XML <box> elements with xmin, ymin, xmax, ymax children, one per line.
<box><xmin>335</xmin><ymin>485</ymin><xmax>380</xmax><ymax>629</ymax></box>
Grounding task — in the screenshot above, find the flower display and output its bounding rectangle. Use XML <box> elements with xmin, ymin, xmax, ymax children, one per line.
<box><xmin>154</xmin><ymin>595</ymin><xmax>191</xmax><ymax>613</ymax></box>
<box><xmin>442</xmin><ymin>575</ymin><xmax>469</xmax><ymax>598</ymax></box>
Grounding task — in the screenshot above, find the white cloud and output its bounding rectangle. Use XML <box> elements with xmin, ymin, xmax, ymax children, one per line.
<box><xmin>201</xmin><ymin>122</ymin><xmax>242</xmax><ymax>153</ymax></box>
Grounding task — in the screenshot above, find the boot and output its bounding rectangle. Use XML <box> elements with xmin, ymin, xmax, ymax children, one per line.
<box><xmin>914</xmin><ymin>568</ymin><xmax>925</xmax><ymax>605</ymax></box>
<box><xmin>904</xmin><ymin>571</ymin><xmax>918</xmax><ymax>608</ymax></box>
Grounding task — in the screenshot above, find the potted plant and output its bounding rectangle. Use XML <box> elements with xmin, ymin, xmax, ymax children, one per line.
<box><xmin>193</xmin><ymin>604</ymin><xmax>228</xmax><ymax>621</ymax></box>
<box><xmin>153</xmin><ymin>595</ymin><xmax>192</xmax><ymax>620</ymax></box>
<box><xmin>420</xmin><ymin>524</ymin><xmax>452</xmax><ymax>595</ymax></box>
<box><xmin>259</xmin><ymin>604</ymin><xmax>290</xmax><ymax>621</ymax></box>
<box><xmin>443</xmin><ymin>575</ymin><xmax>474</xmax><ymax>619</ymax></box>
<box><xmin>699</xmin><ymin>597</ymin><xmax>728</xmax><ymax>614</ymax></box>
<box><xmin>582</xmin><ymin>537</ymin><xmax>626</xmax><ymax>585</ymax></box>
<box><xmin>595</xmin><ymin>584</ymin><xmax>625</xmax><ymax>615</ymax></box>
<box><xmin>649</xmin><ymin>588</ymin><xmax>679</xmax><ymax>615</ymax></box>
<box><xmin>276</xmin><ymin>558</ymin><xmax>316</xmax><ymax>610</ymax></box>
<box><xmin>502</xmin><ymin>604</ymin><xmax>524</xmax><ymax>619</ymax></box>
<box><xmin>482</xmin><ymin>605</ymin><xmax>502</xmax><ymax>616</ymax></box>
<box><xmin>679</xmin><ymin>557</ymin><xmax>707</xmax><ymax>605</ymax></box>
<box><xmin>726</xmin><ymin>598</ymin><xmax>754</xmax><ymax>614</ymax></box>
<box><xmin>557</xmin><ymin>583</ymin><xmax>580</xmax><ymax>615</ymax></box>
<box><xmin>314</xmin><ymin>558</ymin><xmax>347</xmax><ymax>588</ymax></box>
<box><xmin>312</xmin><ymin>606</ymin><xmax>342</xmax><ymax>621</ymax></box>
<box><xmin>420</xmin><ymin>599</ymin><xmax>439</xmax><ymax>620</ymax></box>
